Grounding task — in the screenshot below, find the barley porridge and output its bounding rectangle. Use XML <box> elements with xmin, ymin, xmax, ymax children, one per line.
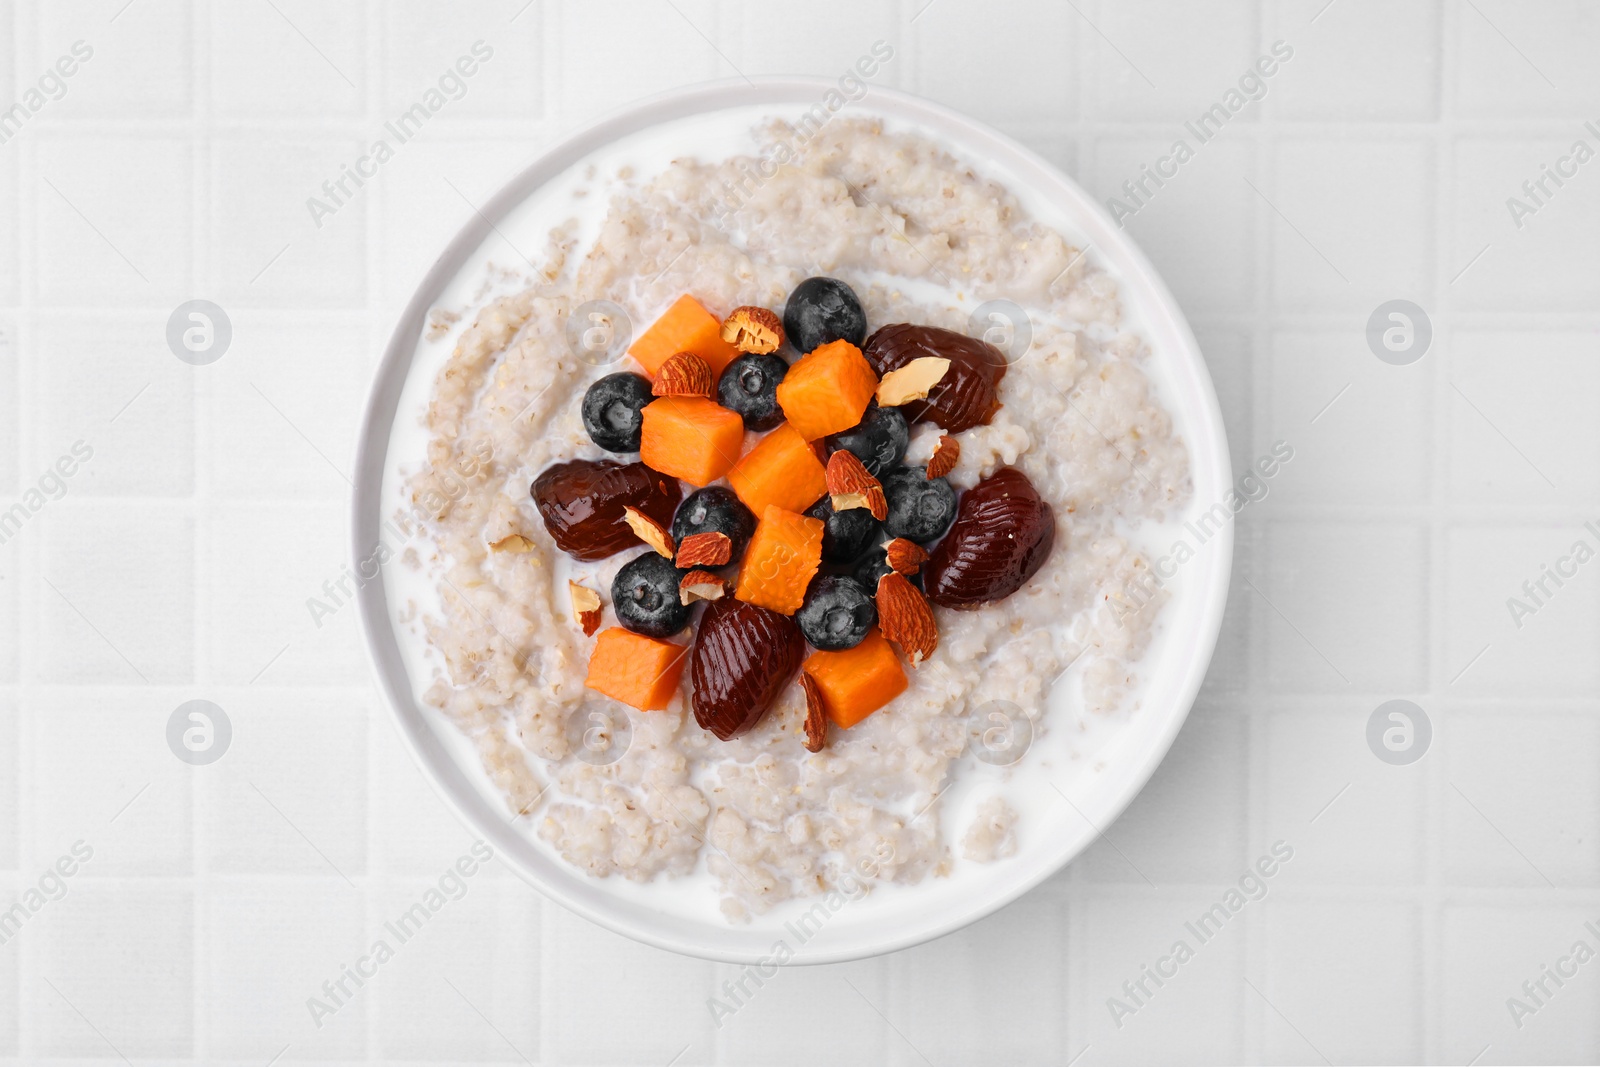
<box><xmin>400</xmin><ymin>116</ymin><xmax>1191</xmax><ymax>921</ymax></box>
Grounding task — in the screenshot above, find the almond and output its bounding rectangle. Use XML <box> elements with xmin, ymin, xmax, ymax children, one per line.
<box><xmin>825</xmin><ymin>449</ymin><xmax>888</xmax><ymax>521</ymax></box>
<box><xmin>859</xmin><ymin>488</ymin><xmax>889</xmax><ymax>522</ymax></box>
<box><xmin>679</xmin><ymin>569</ymin><xmax>730</xmax><ymax>605</ymax></box>
<box><xmin>925</xmin><ymin>434</ymin><xmax>960</xmax><ymax>480</ymax></box>
<box><xmin>800</xmin><ymin>672</ymin><xmax>827</xmax><ymax>753</ymax></box>
<box><xmin>568</xmin><ymin>581</ymin><xmax>602</xmax><ymax>636</ymax></box>
<box><xmin>876</xmin><ymin>571</ymin><xmax>939</xmax><ymax>667</ymax></box>
<box><xmin>652</xmin><ymin>352</ymin><xmax>715</xmax><ymax>397</ymax></box>
<box><xmin>720</xmin><ymin>305</ymin><xmax>784</xmax><ymax>354</ymax></box>
<box><xmin>623</xmin><ymin>505</ymin><xmax>675</xmax><ymax>557</ymax></box>
<box><xmin>883</xmin><ymin>537</ymin><xmax>929</xmax><ymax>576</ymax></box>
<box><xmin>876</xmin><ymin>356</ymin><xmax>950</xmax><ymax>408</ymax></box>
<box><xmin>490</xmin><ymin>533</ymin><xmax>535</xmax><ymax>553</ymax></box>
<box><xmin>677</xmin><ymin>530</ymin><xmax>732</xmax><ymax>568</ymax></box>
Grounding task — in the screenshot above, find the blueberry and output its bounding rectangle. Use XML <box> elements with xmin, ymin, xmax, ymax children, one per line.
<box><xmin>855</xmin><ymin>546</ymin><xmax>923</xmax><ymax>591</ymax></box>
<box><xmin>796</xmin><ymin>575</ymin><xmax>877</xmax><ymax>651</ymax></box>
<box><xmin>611</xmin><ymin>552</ymin><xmax>690</xmax><ymax>637</ymax></box>
<box><xmin>671</xmin><ymin>486</ymin><xmax>757</xmax><ymax>562</ymax></box>
<box><xmin>805</xmin><ymin>495</ymin><xmax>882</xmax><ymax>565</ymax></box>
<box><xmin>717</xmin><ymin>354</ymin><xmax>788</xmax><ymax>431</ymax></box>
<box><xmin>784</xmin><ymin>277</ymin><xmax>868</xmax><ymax>355</ymax></box>
<box><xmin>825</xmin><ymin>404</ymin><xmax>909</xmax><ymax>476</ymax></box>
<box><xmin>882</xmin><ymin>466</ymin><xmax>957</xmax><ymax>543</ymax></box>
<box><xmin>581</xmin><ymin>372</ymin><xmax>653</xmax><ymax>453</ymax></box>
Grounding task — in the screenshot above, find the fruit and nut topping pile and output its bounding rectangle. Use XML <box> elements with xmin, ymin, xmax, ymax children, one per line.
<box><xmin>529</xmin><ymin>279</ymin><xmax>1056</xmax><ymax>752</ymax></box>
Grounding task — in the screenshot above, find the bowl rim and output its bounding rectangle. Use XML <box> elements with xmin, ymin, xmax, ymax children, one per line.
<box><xmin>351</xmin><ymin>75</ymin><xmax>1234</xmax><ymax>965</ymax></box>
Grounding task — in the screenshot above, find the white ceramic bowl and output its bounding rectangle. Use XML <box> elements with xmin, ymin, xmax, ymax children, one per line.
<box><xmin>352</xmin><ymin>77</ymin><xmax>1232</xmax><ymax>965</ymax></box>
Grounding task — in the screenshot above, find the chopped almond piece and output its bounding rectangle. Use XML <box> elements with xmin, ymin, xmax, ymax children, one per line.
<box><xmin>877</xmin><ymin>356</ymin><xmax>950</xmax><ymax>407</ymax></box>
<box><xmin>875</xmin><ymin>572</ymin><xmax>939</xmax><ymax>666</ymax></box>
<box><xmin>652</xmin><ymin>352</ymin><xmax>715</xmax><ymax>397</ymax></box>
<box><xmin>825</xmin><ymin>450</ymin><xmax>888</xmax><ymax>521</ymax></box>
<box><xmin>801</xmin><ymin>673</ymin><xmax>827</xmax><ymax>753</ymax></box>
<box><xmin>679</xmin><ymin>569</ymin><xmax>729</xmax><ymax>605</ymax></box>
<box><xmin>568</xmin><ymin>581</ymin><xmax>602</xmax><ymax>636</ymax></box>
<box><xmin>623</xmin><ymin>505</ymin><xmax>675</xmax><ymax>557</ymax></box>
<box><xmin>490</xmin><ymin>533</ymin><xmax>535</xmax><ymax>553</ymax></box>
<box><xmin>883</xmin><ymin>538</ymin><xmax>929</xmax><ymax>576</ymax></box>
<box><xmin>720</xmin><ymin>306</ymin><xmax>784</xmax><ymax>354</ymax></box>
<box><xmin>676</xmin><ymin>530</ymin><xmax>733</xmax><ymax>568</ymax></box>
<box><xmin>926</xmin><ymin>434</ymin><xmax>960</xmax><ymax>480</ymax></box>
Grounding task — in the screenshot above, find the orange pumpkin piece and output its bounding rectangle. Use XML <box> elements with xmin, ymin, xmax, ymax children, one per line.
<box><xmin>734</xmin><ymin>505</ymin><xmax>823</xmax><ymax>615</ymax></box>
<box><xmin>775</xmin><ymin>339</ymin><xmax>880</xmax><ymax>441</ymax></box>
<box><xmin>584</xmin><ymin>627</ymin><xmax>688</xmax><ymax>712</ymax></box>
<box><xmin>726</xmin><ymin>423</ymin><xmax>827</xmax><ymax>516</ymax></box>
<box><xmin>629</xmin><ymin>295</ymin><xmax>743</xmax><ymax>377</ymax></box>
<box><xmin>639</xmin><ymin>396</ymin><xmax>746</xmax><ymax>487</ymax></box>
<box><xmin>803</xmin><ymin>628</ymin><xmax>908</xmax><ymax>728</ymax></box>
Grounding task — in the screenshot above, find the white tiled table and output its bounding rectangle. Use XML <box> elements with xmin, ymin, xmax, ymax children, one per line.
<box><xmin>2</xmin><ymin>0</ymin><xmax>1598</xmax><ymax>1062</ymax></box>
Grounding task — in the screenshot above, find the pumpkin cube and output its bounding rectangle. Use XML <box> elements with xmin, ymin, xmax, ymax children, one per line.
<box><xmin>640</xmin><ymin>396</ymin><xmax>746</xmax><ymax>486</ymax></box>
<box><xmin>629</xmin><ymin>294</ymin><xmax>742</xmax><ymax>377</ymax></box>
<box><xmin>775</xmin><ymin>339</ymin><xmax>879</xmax><ymax>441</ymax></box>
<box><xmin>734</xmin><ymin>505</ymin><xmax>823</xmax><ymax>615</ymax></box>
<box><xmin>584</xmin><ymin>627</ymin><xmax>688</xmax><ymax>711</ymax></box>
<box><xmin>726</xmin><ymin>422</ymin><xmax>827</xmax><ymax>516</ymax></box>
<box><xmin>802</xmin><ymin>628</ymin><xmax>908</xmax><ymax>728</ymax></box>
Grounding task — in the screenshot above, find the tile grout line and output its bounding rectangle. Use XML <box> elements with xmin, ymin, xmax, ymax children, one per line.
<box><xmin>1243</xmin><ymin>1</ymin><xmax>1272</xmax><ymax>1056</ymax></box>
<box><xmin>1424</xmin><ymin>0</ymin><xmax>1466</xmax><ymax>1058</ymax></box>
<box><xmin>1066</xmin><ymin>3</ymin><xmax>1089</xmax><ymax>1059</ymax></box>
<box><xmin>14</xmin><ymin>0</ymin><xmax>38</xmax><ymax>1050</ymax></box>
<box><xmin>12</xmin><ymin>319</ymin><xmax>33</xmax><ymax>1067</ymax></box>
<box><xmin>191</xmin><ymin>1</ymin><xmax>208</xmax><ymax>1056</ymax></box>
<box><xmin>363</xmin><ymin>0</ymin><xmax>380</xmax><ymax>1061</ymax></box>
<box><xmin>191</xmin><ymin>0</ymin><xmax>212</xmax><ymax>1056</ymax></box>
